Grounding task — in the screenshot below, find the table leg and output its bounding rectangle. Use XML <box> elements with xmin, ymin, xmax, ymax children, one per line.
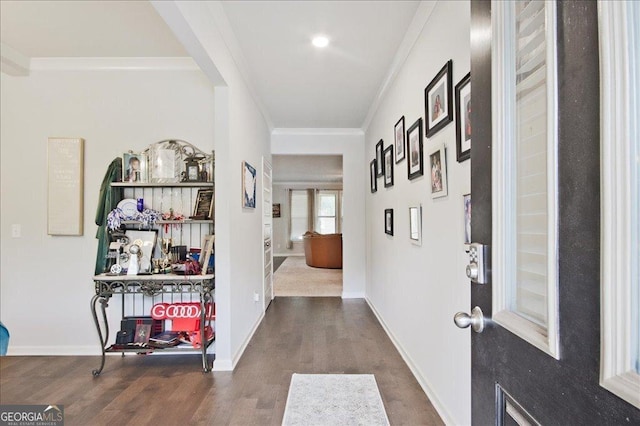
<box><xmin>91</xmin><ymin>294</ymin><xmax>110</xmax><ymax>376</ymax></box>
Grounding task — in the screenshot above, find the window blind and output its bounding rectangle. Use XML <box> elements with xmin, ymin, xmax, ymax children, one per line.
<box><xmin>513</xmin><ymin>0</ymin><xmax>549</xmax><ymax>327</ymax></box>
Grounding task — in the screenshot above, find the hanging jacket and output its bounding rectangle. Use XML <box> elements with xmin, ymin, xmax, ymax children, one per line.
<box><xmin>95</xmin><ymin>158</ymin><xmax>123</xmax><ymax>274</ymax></box>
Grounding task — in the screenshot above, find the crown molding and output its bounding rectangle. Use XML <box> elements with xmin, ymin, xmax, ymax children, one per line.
<box><xmin>29</xmin><ymin>57</ymin><xmax>198</xmax><ymax>71</ymax></box>
<box><xmin>361</xmin><ymin>1</ymin><xmax>438</xmax><ymax>132</ymax></box>
<box><xmin>272</xmin><ymin>128</ymin><xmax>364</xmax><ymax>136</ymax></box>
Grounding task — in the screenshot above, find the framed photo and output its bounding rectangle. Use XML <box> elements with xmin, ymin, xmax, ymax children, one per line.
<box><xmin>200</xmin><ymin>235</ymin><xmax>215</xmax><ymax>275</ymax></box>
<box><xmin>242</xmin><ymin>161</ymin><xmax>257</xmax><ymax>208</ymax></box>
<box><xmin>455</xmin><ymin>72</ymin><xmax>471</xmax><ymax>162</ymax></box>
<box><xmin>375</xmin><ymin>140</ymin><xmax>384</xmax><ymax>177</ymax></box>
<box><xmin>122</xmin><ymin>229</ymin><xmax>158</xmax><ymax>273</ymax></box>
<box><xmin>406</xmin><ymin>118</ymin><xmax>424</xmax><ymax>180</ymax></box>
<box><xmin>272</xmin><ymin>203</ymin><xmax>281</xmax><ymax>218</ymax></box>
<box><xmin>123</xmin><ymin>152</ymin><xmax>148</xmax><ymax>183</ymax></box>
<box><xmin>370</xmin><ymin>159</ymin><xmax>378</xmax><ymax>193</ymax></box>
<box><xmin>149</xmin><ymin>140</ymin><xmax>183</xmax><ymax>183</ymax></box>
<box><xmin>429</xmin><ymin>144</ymin><xmax>448</xmax><ymax>198</ymax></box>
<box><xmin>384</xmin><ymin>209</ymin><xmax>394</xmax><ymax>236</ymax></box>
<box><xmin>463</xmin><ymin>193</ymin><xmax>471</xmax><ymax>246</ymax></box>
<box><xmin>409</xmin><ymin>204</ymin><xmax>422</xmax><ymax>246</ymax></box>
<box><xmin>424</xmin><ymin>59</ymin><xmax>454</xmax><ymax>138</ymax></box>
<box><xmin>192</xmin><ymin>189</ymin><xmax>214</xmax><ymax>220</ymax></box>
<box><xmin>394</xmin><ymin>116</ymin><xmax>406</xmax><ymax>163</ymax></box>
<box><xmin>383</xmin><ymin>145</ymin><xmax>394</xmax><ymax>188</ymax></box>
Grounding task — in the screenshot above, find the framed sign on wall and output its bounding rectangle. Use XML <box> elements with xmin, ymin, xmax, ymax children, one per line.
<box><xmin>47</xmin><ymin>137</ymin><xmax>84</xmax><ymax>236</ymax></box>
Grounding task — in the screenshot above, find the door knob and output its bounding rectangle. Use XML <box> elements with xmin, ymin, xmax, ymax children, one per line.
<box><xmin>454</xmin><ymin>306</ymin><xmax>485</xmax><ymax>333</ymax></box>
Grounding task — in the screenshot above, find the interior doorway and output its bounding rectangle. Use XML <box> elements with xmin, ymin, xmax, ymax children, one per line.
<box><xmin>271</xmin><ymin>154</ymin><xmax>344</xmax><ymax>297</ymax></box>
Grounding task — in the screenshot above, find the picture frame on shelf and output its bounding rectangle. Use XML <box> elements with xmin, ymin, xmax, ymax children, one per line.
<box><xmin>122</xmin><ymin>229</ymin><xmax>158</xmax><ymax>273</ymax></box>
<box><xmin>407</xmin><ymin>118</ymin><xmax>424</xmax><ymax>180</ymax></box>
<box><xmin>272</xmin><ymin>203</ymin><xmax>281</xmax><ymax>218</ymax></box>
<box><xmin>409</xmin><ymin>204</ymin><xmax>422</xmax><ymax>246</ymax></box>
<box><xmin>385</xmin><ymin>209</ymin><xmax>394</xmax><ymax>236</ymax></box>
<box><xmin>200</xmin><ymin>235</ymin><xmax>215</xmax><ymax>275</ymax></box>
<box><xmin>394</xmin><ymin>116</ymin><xmax>406</xmax><ymax>163</ymax></box>
<box><xmin>123</xmin><ymin>152</ymin><xmax>148</xmax><ymax>183</ymax></box>
<box><xmin>425</xmin><ymin>59</ymin><xmax>454</xmax><ymax>138</ymax></box>
<box><xmin>383</xmin><ymin>145</ymin><xmax>394</xmax><ymax>188</ymax></box>
<box><xmin>149</xmin><ymin>140</ymin><xmax>183</xmax><ymax>183</ymax></box>
<box><xmin>242</xmin><ymin>161</ymin><xmax>257</xmax><ymax>208</ymax></box>
<box><xmin>455</xmin><ymin>72</ymin><xmax>472</xmax><ymax>162</ymax></box>
<box><xmin>191</xmin><ymin>189</ymin><xmax>214</xmax><ymax>220</ymax></box>
<box><xmin>375</xmin><ymin>140</ymin><xmax>384</xmax><ymax>177</ymax></box>
<box><xmin>429</xmin><ymin>144</ymin><xmax>449</xmax><ymax>198</ymax></box>
<box><xmin>463</xmin><ymin>193</ymin><xmax>471</xmax><ymax>247</ymax></box>
<box><xmin>370</xmin><ymin>160</ymin><xmax>378</xmax><ymax>193</ymax></box>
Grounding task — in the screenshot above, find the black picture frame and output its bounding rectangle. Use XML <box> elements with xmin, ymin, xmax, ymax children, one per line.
<box><xmin>191</xmin><ymin>188</ymin><xmax>214</xmax><ymax>220</ymax></box>
<box><xmin>370</xmin><ymin>159</ymin><xmax>378</xmax><ymax>193</ymax></box>
<box><xmin>394</xmin><ymin>116</ymin><xmax>406</xmax><ymax>163</ymax></box>
<box><xmin>383</xmin><ymin>145</ymin><xmax>394</xmax><ymax>188</ymax></box>
<box><xmin>406</xmin><ymin>118</ymin><xmax>424</xmax><ymax>180</ymax></box>
<box><xmin>375</xmin><ymin>140</ymin><xmax>384</xmax><ymax>177</ymax></box>
<box><xmin>424</xmin><ymin>59</ymin><xmax>454</xmax><ymax>138</ymax></box>
<box><xmin>455</xmin><ymin>72</ymin><xmax>471</xmax><ymax>162</ymax></box>
<box><xmin>385</xmin><ymin>209</ymin><xmax>394</xmax><ymax>236</ymax></box>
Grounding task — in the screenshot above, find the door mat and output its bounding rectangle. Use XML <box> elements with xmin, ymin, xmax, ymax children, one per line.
<box><xmin>282</xmin><ymin>374</ymin><xmax>390</xmax><ymax>426</ymax></box>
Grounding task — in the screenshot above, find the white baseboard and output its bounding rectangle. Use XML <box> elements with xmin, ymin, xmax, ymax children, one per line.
<box><xmin>7</xmin><ymin>346</ymin><xmax>99</xmax><ymax>356</ymax></box>
<box><xmin>274</xmin><ymin>253</ymin><xmax>304</xmax><ymax>257</ymax></box>
<box><xmin>365</xmin><ymin>298</ymin><xmax>455</xmax><ymax>426</ymax></box>
<box><xmin>219</xmin><ymin>311</ymin><xmax>265</xmax><ymax>372</ymax></box>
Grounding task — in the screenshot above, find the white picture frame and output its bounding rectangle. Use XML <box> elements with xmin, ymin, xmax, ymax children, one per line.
<box><xmin>429</xmin><ymin>144</ymin><xmax>448</xmax><ymax>198</ymax></box>
<box><xmin>409</xmin><ymin>204</ymin><xmax>422</xmax><ymax>246</ymax></box>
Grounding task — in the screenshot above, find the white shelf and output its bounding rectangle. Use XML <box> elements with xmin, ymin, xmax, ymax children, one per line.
<box><xmin>111</xmin><ymin>182</ymin><xmax>212</xmax><ymax>188</ymax></box>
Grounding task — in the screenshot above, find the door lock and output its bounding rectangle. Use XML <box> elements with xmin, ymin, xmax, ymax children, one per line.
<box><xmin>467</xmin><ymin>243</ymin><xmax>489</xmax><ymax>284</ymax></box>
<box><xmin>453</xmin><ymin>306</ymin><xmax>485</xmax><ymax>333</ymax></box>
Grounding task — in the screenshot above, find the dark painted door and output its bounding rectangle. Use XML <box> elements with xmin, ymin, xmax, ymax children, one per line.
<box><xmin>468</xmin><ymin>1</ymin><xmax>640</xmax><ymax>424</ymax></box>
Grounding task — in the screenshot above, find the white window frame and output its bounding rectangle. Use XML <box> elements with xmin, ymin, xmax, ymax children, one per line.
<box><xmin>598</xmin><ymin>0</ymin><xmax>640</xmax><ymax>409</ymax></box>
<box><xmin>491</xmin><ymin>0</ymin><xmax>560</xmax><ymax>359</ymax></box>
<box><xmin>315</xmin><ymin>190</ymin><xmax>342</xmax><ymax>234</ymax></box>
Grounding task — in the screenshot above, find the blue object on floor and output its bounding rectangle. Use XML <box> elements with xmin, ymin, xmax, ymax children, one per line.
<box><xmin>0</xmin><ymin>322</ymin><xmax>9</xmax><ymax>355</ymax></box>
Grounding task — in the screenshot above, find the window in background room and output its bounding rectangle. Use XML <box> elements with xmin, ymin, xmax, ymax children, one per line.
<box><xmin>316</xmin><ymin>190</ymin><xmax>342</xmax><ymax>234</ymax></box>
<box><xmin>290</xmin><ymin>190</ymin><xmax>308</xmax><ymax>241</ymax></box>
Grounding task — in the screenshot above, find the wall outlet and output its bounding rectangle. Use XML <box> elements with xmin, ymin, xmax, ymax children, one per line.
<box><xmin>253</xmin><ymin>292</ymin><xmax>260</xmax><ymax>302</ymax></box>
<box><xmin>11</xmin><ymin>224</ymin><xmax>21</xmax><ymax>238</ymax></box>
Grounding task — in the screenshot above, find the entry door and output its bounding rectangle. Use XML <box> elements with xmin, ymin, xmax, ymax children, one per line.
<box><xmin>262</xmin><ymin>158</ymin><xmax>273</xmax><ymax>311</ymax></box>
<box><xmin>465</xmin><ymin>2</ymin><xmax>640</xmax><ymax>424</ymax></box>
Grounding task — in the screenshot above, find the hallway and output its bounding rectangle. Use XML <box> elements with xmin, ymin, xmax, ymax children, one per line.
<box><xmin>0</xmin><ymin>298</ymin><xmax>443</xmax><ymax>425</ymax></box>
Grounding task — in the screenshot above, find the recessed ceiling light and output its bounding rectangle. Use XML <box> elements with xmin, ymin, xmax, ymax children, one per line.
<box><xmin>312</xmin><ymin>36</ymin><xmax>329</xmax><ymax>48</ymax></box>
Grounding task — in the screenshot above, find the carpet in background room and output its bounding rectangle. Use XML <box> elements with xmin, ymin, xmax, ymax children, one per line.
<box><xmin>273</xmin><ymin>256</ymin><xmax>287</xmax><ymax>273</ymax></box>
<box><xmin>273</xmin><ymin>256</ymin><xmax>342</xmax><ymax>297</ymax></box>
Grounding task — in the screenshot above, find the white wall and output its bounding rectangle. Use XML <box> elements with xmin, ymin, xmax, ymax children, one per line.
<box><xmin>364</xmin><ymin>2</ymin><xmax>471</xmax><ymax>424</ymax></box>
<box><xmin>153</xmin><ymin>1</ymin><xmax>273</xmax><ymax>369</ymax></box>
<box><xmin>272</xmin><ymin>130</ymin><xmax>366</xmax><ymax>298</ymax></box>
<box><xmin>0</xmin><ymin>67</ymin><xmax>215</xmax><ymax>354</ymax></box>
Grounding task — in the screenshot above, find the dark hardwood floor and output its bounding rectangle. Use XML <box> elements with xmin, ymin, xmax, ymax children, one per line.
<box><xmin>0</xmin><ymin>297</ymin><xmax>443</xmax><ymax>425</ymax></box>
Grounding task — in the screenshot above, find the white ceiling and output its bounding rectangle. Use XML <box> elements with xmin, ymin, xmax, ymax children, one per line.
<box><xmin>0</xmin><ymin>1</ymin><xmax>423</xmax><ymax>129</ymax></box>
<box><xmin>272</xmin><ymin>155</ymin><xmax>343</xmax><ymax>184</ymax></box>
<box><xmin>0</xmin><ymin>1</ymin><xmax>187</xmax><ymax>57</ymax></box>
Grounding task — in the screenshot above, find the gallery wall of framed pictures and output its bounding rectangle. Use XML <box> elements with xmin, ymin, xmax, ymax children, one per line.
<box><xmin>367</xmin><ymin>57</ymin><xmax>470</xmax><ymax>243</ymax></box>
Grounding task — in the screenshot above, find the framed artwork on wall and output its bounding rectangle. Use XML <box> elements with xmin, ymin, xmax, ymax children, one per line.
<box><xmin>370</xmin><ymin>159</ymin><xmax>378</xmax><ymax>193</ymax></box>
<box><xmin>429</xmin><ymin>144</ymin><xmax>448</xmax><ymax>198</ymax></box>
<box><xmin>383</xmin><ymin>145</ymin><xmax>394</xmax><ymax>188</ymax></box>
<box><xmin>242</xmin><ymin>161</ymin><xmax>257</xmax><ymax>208</ymax></box>
<box><xmin>455</xmin><ymin>72</ymin><xmax>472</xmax><ymax>162</ymax></box>
<box><xmin>376</xmin><ymin>140</ymin><xmax>384</xmax><ymax>177</ymax></box>
<box><xmin>409</xmin><ymin>204</ymin><xmax>422</xmax><ymax>246</ymax></box>
<box><xmin>394</xmin><ymin>116</ymin><xmax>406</xmax><ymax>163</ymax></box>
<box><xmin>385</xmin><ymin>209</ymin><xmax>394</xmax><ymax>236</ymax></box>
<box><xmin>424</xmin><ymin>59</ymin><xmax>454</xmax><ymax>138</ymax></box>
<box><xmin>272</xmin><ymin>203</ymin><xmax>281</xmax><ymax>218</ymax></box>
<box><xmin>406</xmin><ymin>118</ymin><xmax>424</xmax><ymax>180</ymax></box>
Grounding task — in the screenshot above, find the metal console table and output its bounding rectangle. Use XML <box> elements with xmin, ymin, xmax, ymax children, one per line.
<box><xmin>91</xmin><ymin>273</ymin><xmax>215</xmax><ymax>376</ymax></box>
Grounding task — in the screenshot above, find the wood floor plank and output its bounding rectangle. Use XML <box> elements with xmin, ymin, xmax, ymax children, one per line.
<box><xmin>0</xmin><ymin>297</ymin><xmax>443</xmax><ymax>425</ymax></box>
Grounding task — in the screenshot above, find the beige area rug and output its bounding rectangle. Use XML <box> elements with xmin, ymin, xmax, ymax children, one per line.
<box><xmin>274</xmin><ymin>256</ymin><xmax>342</xmax><ymax>297</ymax></box>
